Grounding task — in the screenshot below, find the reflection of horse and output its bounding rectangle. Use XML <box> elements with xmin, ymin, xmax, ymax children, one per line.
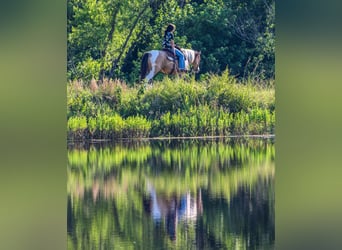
<box><xmin>140</xmin><ymin>48</ymin><xmax>201</xmax><ymax>84</ymax></box>
<box><xmin>144</xmin><ymin>183</ymin><xmax>203</xmax><ymax>241</ymax></box>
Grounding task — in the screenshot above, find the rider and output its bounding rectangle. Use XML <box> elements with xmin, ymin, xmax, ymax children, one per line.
<box><xmin>162</xmin><ymin>24</ymin><xmax>186</xmax><ymax>72</ymax></box>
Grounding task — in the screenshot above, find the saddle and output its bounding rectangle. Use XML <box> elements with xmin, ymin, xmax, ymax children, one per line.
<box><xmin>162</xmin><ymin>48</ymin><xmax>177</xmax><ymax>61</ymax></box>
<box><xmin>162</xmin><ymin>47</ymin><xmax>186</xmax><ymax>74</ymax></box>
<box><xmin>162</xmin><ymin>46</ymin><xmax>186</xmax><ymax>61</ymax></box>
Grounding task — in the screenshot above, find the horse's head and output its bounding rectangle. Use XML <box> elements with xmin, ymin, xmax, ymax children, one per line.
<box><xmin>192</xmin><ymin>51</ymin><xmax>201</xmax><ymax>73</ymax></box>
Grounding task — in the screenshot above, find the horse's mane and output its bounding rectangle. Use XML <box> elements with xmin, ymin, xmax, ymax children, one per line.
<box><xmin>181</xmin><ymin>49</ymin><xmax>197</xmax><ymax>63</ymax></box>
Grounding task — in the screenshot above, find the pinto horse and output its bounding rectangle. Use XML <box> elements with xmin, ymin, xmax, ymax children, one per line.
<box><xmin>140</xmin><ymin>48</ymin><xmax>201</xmax><ymax>83</ymax></box>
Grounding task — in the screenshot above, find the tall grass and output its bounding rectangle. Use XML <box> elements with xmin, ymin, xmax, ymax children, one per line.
<box><xmin>67</xmin><ymin>71</ymin><xmax>275</xmax><ymax>140</ymax></box>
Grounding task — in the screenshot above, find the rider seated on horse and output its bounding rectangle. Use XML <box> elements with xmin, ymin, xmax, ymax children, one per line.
<box><xmin>162</xmin><ymin>24</ymin><xmax>186</xmax><ymax>72</ymax></box>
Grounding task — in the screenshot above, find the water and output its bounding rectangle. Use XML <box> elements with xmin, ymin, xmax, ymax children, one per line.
<box><xmin>67</xmin><ymin>138</ymin><xmax>274</xmax><ymax>249</ymax></box>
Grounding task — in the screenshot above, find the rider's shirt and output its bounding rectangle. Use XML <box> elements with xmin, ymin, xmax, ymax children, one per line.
<box><xmin>162</xmin><ymin>31</ymin><xmax>174</xmax><ymax>49</ymax></box>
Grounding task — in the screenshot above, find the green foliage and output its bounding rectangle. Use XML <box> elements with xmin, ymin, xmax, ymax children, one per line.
<box><xmin>95</xmin><ymin>114</ymin><xmax>124</xmax><ymax>138</ymax></box>
<box><xmin>124</xmin><ymin>116</ymin><xmax>151</xmax><ymax>138</ymax></box>
<box><xmin>67</xmin><ymin>111</ymin><xmax>151</xmax><ymax>139</ymax></box>
<box><xmin>67</xmin><ymin>116</ymin><xmax>88</xmax><ymax>140</ymax></box>
<box><xmin>67</xmin><ymin>116</ymin><xmax>87</xmax><ymax>132</ymax></box>
<box><xmin>67</xmin><ymin>81</ymin><xmax>97</xmax><ymax>118</ymax></box>
<box><xmin>140</xmin><ymin>77</ymin><xmax>204</xmax><ymax>118</ymax></box>
<box><xmin>68</xmin><ymin>0</ymin><xmax>154</xmax><ymax>80</ymax></box>
<box><xmin>67</xmin><ymin>73</ymin><xmax>275</xmax><ymax>140</ymax></box>
<box><xmin>88</xmin><ymin>117</ymin><xmax>97</xmax><ymax>135</ymax></box>
<box><xmin>68</xmin><ymin>0</ymin><xmax>275</xmax><ymax>82</ymax></box>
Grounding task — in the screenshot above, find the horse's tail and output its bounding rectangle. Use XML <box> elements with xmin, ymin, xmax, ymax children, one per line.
<box><xmin>140</xmin><ymin>52</ymin><xmax>151</xmax><ymax>82</ymax></box>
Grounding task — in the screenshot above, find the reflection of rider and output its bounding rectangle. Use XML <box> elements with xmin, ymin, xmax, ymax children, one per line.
<box><xmin>162</xmin><ymin>23</ymin><xmax>186</xmax><ymax>72</ymax></box>
<box><xmin>145</xmin><ymin>183</ymin><xmax>203</xmax><ymax>241</ymax></box>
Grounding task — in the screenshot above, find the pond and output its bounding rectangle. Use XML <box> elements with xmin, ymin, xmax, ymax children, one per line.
<box><xmin>67</xmin><ymin>138</ymin><xmax>275</xmax><ymax>249</ymax></box>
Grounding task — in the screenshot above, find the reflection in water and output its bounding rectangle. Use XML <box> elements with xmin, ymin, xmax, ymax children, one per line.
<box><xmin>145</xmin><ymin>182</ymin><xmax>203</xmax><ymax>241</ymax></box>
<box><xmin>67</xmin><ymin>138</ymin><xmax>274</xmax><ymax>249</ymax></box>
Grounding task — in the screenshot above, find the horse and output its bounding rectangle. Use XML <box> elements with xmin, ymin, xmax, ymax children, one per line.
<box><xmin>140</xmin><ymin>48</ymin><xmax>201</xmax><ymax>84</ymax></box>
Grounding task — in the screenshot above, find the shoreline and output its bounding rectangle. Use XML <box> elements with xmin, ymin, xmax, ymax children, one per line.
<box><xmin>67</xmin><ymin>134</ymin><xmax>275</xmax><ymax>144</ymax></box>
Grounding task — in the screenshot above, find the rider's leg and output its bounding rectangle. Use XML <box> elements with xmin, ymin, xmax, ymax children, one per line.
<box><xmin>174</xmin><ymin>49</ymin><xmax>185</xmax><ymax>71</ymax></box>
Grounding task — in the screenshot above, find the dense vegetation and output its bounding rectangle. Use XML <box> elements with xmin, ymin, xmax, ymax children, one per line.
<box><xmin>67</xmin><ymin>0</ymin><xmax>275</xmax><ymax>82</ymax></box>
<box><xmin>67</xmin><ymin>0</ymin><xmax>275</xmax><ymax>139</ymax></box>
<box><xmin>67</xmin><ymin>71</ymin><xmax>275</xmax><ymax>140</ymax></box>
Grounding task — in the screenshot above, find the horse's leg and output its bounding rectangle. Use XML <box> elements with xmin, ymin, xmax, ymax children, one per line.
<box><xmin>145</xmin><ymin>66</ymin><xmax>154</xmax><ymax>82</ymax></box>
<box><xmin>145</xmin><ymin>65</ymin><xmax>160</xmax><ymax>87</ymax></box>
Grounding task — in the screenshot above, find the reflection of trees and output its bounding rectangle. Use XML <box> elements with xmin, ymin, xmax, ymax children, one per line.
<box><xmin>67</xmin><ymin>139</ymin><xmax>274</xmax><ymax>249</ymax></box>
<box><xmin>200</xmin><ymin>177</ymin><xmax>274</xmax><ymax>249</ymax></box>
<box><xmin>68</xmin><ymin>138</ymin><xmax>274</xmax><ymax>172</ymax></box>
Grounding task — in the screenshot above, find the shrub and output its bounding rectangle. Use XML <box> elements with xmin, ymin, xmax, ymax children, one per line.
<box><xmin>67</xmin><ymin>116</ymin><xmax>88</xmax><ymax>140</ymax></box>
<box><xmin>124</xmin><ymin>116</ymin><xmax>151</xmax><ymax>138</ymax></box>
<box><xmin>67</xmin><ymin>73</ymin><xmax>275</xmax><ymax>140</ymax></box>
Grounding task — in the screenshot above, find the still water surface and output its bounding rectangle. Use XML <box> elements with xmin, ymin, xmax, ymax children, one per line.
<box><xmin>67</xmin><ymin>138</ymin><xmax>274</xmax><ymax>249</ymax></box>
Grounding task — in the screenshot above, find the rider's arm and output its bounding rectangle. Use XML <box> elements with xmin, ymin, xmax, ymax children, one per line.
<box><xmin>170</xmin><ymin>39</ymin><xmax>175</xmax><ymax>48</ymax></box>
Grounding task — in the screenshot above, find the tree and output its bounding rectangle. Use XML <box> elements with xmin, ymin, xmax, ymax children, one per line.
<box><xmin>67</xmin><ymin>0</ymin><xmax>275</xmax><ymax>82</ymax></box>
<box><xmin>177</xmin><ymin>0</ymin><xmax>275</xmax><ymax>79</ymax></box>
<box><xmin>67</xmin><ymin>0</ymin><xmax>153</xmax><ymax>81</ymax></box>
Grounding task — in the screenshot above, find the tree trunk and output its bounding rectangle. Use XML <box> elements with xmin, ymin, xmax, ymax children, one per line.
<box><xmin>99</xmin><ymin>4</ymin><xmax>121</xmax><ymax>80</ymax></box>
<box><xmin>108</xmin><ymin>4</ymin><xmax>150</xmax><ymax>79</ymax></box>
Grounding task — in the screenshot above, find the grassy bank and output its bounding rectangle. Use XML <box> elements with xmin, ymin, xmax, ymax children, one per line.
<box><xmin>67</xmin><ymin>71</ymin><xmax>275</xmax><ymax>140</ymax></box>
